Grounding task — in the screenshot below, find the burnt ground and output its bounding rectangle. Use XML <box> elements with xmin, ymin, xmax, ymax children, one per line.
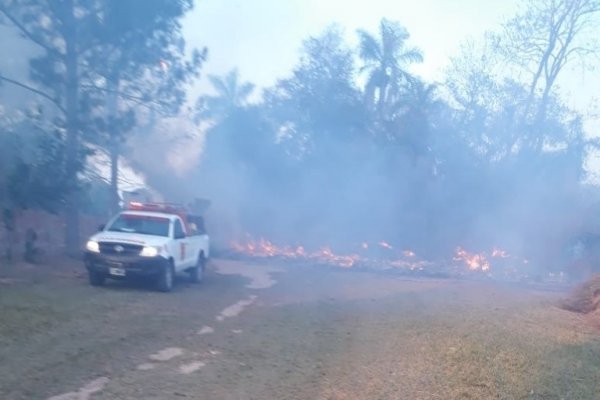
<box><xmin>0</xmin><ymin>258</ymin><xmax>599</xmax><ymax>400</ymax></box>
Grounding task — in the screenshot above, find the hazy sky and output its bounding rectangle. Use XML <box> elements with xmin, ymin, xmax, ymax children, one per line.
<box><xmin>184</xmin><ymin>0</ymin><xmax>518</xmax><ymax>88</ymax></box>
<box><xmin>183</xmin><ymin>0</ymin><xmax>599</xmax><ymax>135</ymax></box>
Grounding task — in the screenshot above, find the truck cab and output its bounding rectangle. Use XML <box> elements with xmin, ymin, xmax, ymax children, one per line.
<box><xmin>84</xmin><ymin>202</ymin><xmax>210</xmax><ymax>292</ymax></box>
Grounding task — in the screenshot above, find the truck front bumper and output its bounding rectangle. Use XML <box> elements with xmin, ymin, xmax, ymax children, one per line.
<box><xmin>84</xmin><ymin>252</ymin><xmax>169</xmax><ymax>279</ymax></box>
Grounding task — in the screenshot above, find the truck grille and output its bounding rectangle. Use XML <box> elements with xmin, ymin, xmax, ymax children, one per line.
<box><xmin>99</xmin><ymin>242</ymin><xmax>144</xmax><ymax>256</ymax></box>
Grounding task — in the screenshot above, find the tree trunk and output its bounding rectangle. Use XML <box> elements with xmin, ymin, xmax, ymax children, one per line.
<box><xmin>109</xmin><ymin>138</ymin><xmax>120</xmax><ymax>214</ymax></box>
<box><xmin>531</xmin><ymin>81</ymin><xmax>554</xmax><ymax>152</ymax></box>
<box><xmin>63</xmin><ymin>0</ymin><xmax>80</xmax><ymax>256</ymax></box>
<box><xmin>107</xmin><ymin>75</ymin><xmax>120</xmax><ymax>216</ymax></box>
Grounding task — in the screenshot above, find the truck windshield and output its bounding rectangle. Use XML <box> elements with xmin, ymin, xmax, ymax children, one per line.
<box><xmin>107</xmin><ymin>214</ymin><xmax>170</xmax><ymax>237</ymax></box>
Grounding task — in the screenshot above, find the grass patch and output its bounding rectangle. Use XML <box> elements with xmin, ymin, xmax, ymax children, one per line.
<box><xmin>219</xmin><ymin>284</ymin><xmax>600</xmax><ymax>400</ymax></box>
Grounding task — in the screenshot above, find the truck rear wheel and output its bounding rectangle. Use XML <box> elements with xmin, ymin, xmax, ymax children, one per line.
<box><xmin>189</xmin><ymin>253</ymin><xmax>205</xmax><ymax>283</ymax></box>
<box><xmin>157</xmin><ymin>261</ymin><xmax>175</xmax><ymax>292</ymax></box>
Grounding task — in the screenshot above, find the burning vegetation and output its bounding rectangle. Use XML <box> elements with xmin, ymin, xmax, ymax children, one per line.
<box><xmin>453</xmin><ymin>247</ymin><xmax>491</xmax><ymax>272</ymax></box>
<box><xmin>228</xmin><ymin>236</ymin><xmax>533</xmax><ymax>280</ymax></box>
<box><xmin>189</xmin><ymin>2</ymin><xmax>600</xmax><ymax>287</ymax></box>
<box><xmin>230</xmin><ymin>238</ymin><xmax>362</xmax><ymax>268</ymax></box>
<box><xmin>0</xmin><ymin>0</ymin><xmax>598</xmax><ymax>288</ymax></box>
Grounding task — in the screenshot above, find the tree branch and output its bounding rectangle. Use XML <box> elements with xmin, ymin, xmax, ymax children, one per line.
<box><xmin>0</xmin><ymin>74</ymin><xmax>66</xmax><ymax>114</ymax></box>
<box><xmin>0</xmin><ymin>6</ymin><xmax>59</xmax><ymax>56</ymax></box>
<box><xmin>79</xmin><ymin>83</ymin><xmax>164</xmax><ymax>109</ymax></box>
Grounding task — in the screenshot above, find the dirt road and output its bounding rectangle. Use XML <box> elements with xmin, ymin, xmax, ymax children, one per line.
<box><xmin>1</xmin><ymin>259</ymin><xmax>599</xmax><ymax>399</ymax></box>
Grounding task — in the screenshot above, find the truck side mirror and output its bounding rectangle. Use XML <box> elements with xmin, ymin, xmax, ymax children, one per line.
<box><xmin>98</xmin><ymin>224</ymin><xmax>105</xmax><ymax>232</ymax></box>
<box><xmin>174</xmin><ymin>231</ymin><xmax>186</xmax><ymax>239</ymax></box>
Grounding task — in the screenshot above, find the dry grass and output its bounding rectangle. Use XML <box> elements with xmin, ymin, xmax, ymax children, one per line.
<box><xmin>2</xmin><ymin>260</ymin><xmax>600</xmax><ymax>399</ymax></box>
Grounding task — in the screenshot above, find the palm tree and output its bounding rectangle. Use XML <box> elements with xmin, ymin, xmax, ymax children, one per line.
<box><xmin>394</xmin><ymin>80</ymin><xmax>442</xmax><ymax>148</ymax></box>
<box><xmin>196</xmin><ymin>69</ymin><xmax>254</xmax><ymax>122</ymax></box>
<box><xmin>357</xmin><ymin>19</ymin><xmax>423</xmax><ymax>117</ymax></box>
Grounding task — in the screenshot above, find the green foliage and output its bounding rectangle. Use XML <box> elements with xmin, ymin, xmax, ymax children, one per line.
<box><xmin>0</xmin><ymin>0</ymin><xmax>203</xmax><ymax>251</ymax></box>
<box><xmin>78</xmin><ymin>178</ymin><xmax>112</xmax><ymax>217</ymax></box>
<box><xmin>85</xmin><ymin>0</ymin><xmax>205</xmax><ymax>213</ymax></box>
<box><xmin>196</xmin><ymin>69</ymin><xmax>255</xmax><ymax>122</ymax></box>
<box><xmin>357</xmin><ymin>19</ymin><xmax>423</xmax><ymax>116</ymax></box>
<box><xmin>6</xmin><ymin>132</ymin><xmax>73</xmax><ymax>212</ymax></box>
<box><xmin>0</xmin><ymin>108</ymin><xmax>77</xmax><ymax>213</ymax></box>
<box><xmin>266</xmin><ymin>26</ymin><xmax>366</xmax><ymax>158</ymax></box>
<box><xmin>196</xmin><ymin>16</ymin><xmax>596</xmax><ymax>264</ymax></box>
<box><xmin>87</xmin><ymin>0</ymin><xmax>206</xmax><ymax>139</ymax></box>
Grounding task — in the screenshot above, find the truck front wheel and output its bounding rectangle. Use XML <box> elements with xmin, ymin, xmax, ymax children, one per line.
<box><xmin>157</xmin><ymin>260</ymin><xmax>175</xmax><ymax>292</ymax></box>
<box><xmin>88</xmin><ymin>270</ymin><xmax>106</xmax><ymax>287</ymax></box>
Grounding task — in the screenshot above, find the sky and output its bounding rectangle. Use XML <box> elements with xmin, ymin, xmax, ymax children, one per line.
<box><xmin>183</xmin><ymin>0</ymin><xmax>519</xmax><ymax>89</ymax></box>
<box><xmin>182</xmin><ymin>0</ymin><xmax>599</xmax><ymax>135</ymax></box>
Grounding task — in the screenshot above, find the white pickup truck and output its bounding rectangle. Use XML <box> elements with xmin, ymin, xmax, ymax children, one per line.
<box><xmin>84</xmin><ymin>202</ymin><xmax>210</xmax><ymax>292</ymax></box>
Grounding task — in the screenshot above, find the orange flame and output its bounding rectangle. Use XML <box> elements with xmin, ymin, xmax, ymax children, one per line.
<box><xmin>491</xmin><ymin>248</ymin><xmax>509</xmax><ymax>258</ymax></box>
<box><xmin>230</xmin><ymin>238</ymin><xmax>361</xmax><ymax>267</ymax></box>
<box><xmin>453</xmin><ymin>247</ymin><xmax>491</xmax><ymax>271</ymax></box>
<box><xmin>230</xmin><ymin>237</ymin><xmax>524</xmax><ymax>275</ymax></box>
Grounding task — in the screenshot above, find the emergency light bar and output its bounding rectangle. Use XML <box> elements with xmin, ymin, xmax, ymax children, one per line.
<box><xmin>127</xmin><ymin>201</ymin><xmax>187</xmax><ymax>214</ymax></box>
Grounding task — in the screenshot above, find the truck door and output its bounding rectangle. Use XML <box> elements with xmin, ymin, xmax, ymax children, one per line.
<box><xmin>186</xmin><ymin>215</ymin><xmax>205</xmax><ymax>260</ymax></box>
<box><xmin>173</xmin><ymin>218</ymin><xmax>191</xmax><ymax>269</ymax></box>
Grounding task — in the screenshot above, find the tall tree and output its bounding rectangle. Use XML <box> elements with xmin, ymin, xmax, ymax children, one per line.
<box><xmin>357</xmin><ymin>18</ymin><xmax>423</xmax><ymax>117</ymax></box>
<box><xmin>87</xmin><ymin>0</ymin><xmax>205</xmax><ymax>214</ymax></box>
<box><xmin>0</xmin><ymin>0</ymin><xmax>204</xmax><ymax>250</ymax></box>
<box><xmin>444</xmin><ymin>38</ymin><xmax>500</xmax><ymax>123</ymax></box>
<box><xmin>497</xmin><ymin>0</ymin><xmax>600</xmax><ymax>134</ymax></box>
<box><xmin>0</xmin><ymin>0</ymin><xmax>96</xmax><ymax>254</ymax></box>
<box><xmin>267</xmin><ymin>26</ymin><xmax>364</xmax><ymax>159</ymax></box>
<box><xmin>195</xmin><ymin>69</ymin><xmax>254</xmax><ymax>122</ymax></box>
<box><xmin>0</xmin><ymin>106</ymin><xmax>75</xmax><ymax>259</ymax></box>
<box><xmin>392</xmin><ymin>80</ymin><xmax>441</xmax><ymax>159</ymax></box>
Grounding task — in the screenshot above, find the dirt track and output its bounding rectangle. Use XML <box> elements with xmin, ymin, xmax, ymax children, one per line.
<box><xmin>1</xmin><ymin>259</ymin><xmax>599</xmax><ymax>400</ymax></box>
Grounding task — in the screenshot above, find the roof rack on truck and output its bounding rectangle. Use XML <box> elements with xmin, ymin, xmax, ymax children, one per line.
<box><xmin>126</xmin><ymin>202</ymin><xmax>207</xmax><ymax>235</ymax></box>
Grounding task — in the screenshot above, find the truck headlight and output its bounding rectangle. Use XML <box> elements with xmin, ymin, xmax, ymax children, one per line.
<box><xmin>140</xmin><ymin>246</ymin><xmax>159</xmax><ymax>257</ymax></box>
<box><xmin>86</xmin><ymin>240</ymin><xmax>100</xmax><ymax>253</ymax></box>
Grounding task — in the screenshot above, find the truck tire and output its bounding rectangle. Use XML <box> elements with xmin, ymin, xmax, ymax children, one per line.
<box><xmin>157</xmin><ymin>260</ymin><xmax>175</xmax><ymax>292</ymax></box>
<box><xmin>189</xmin><ymin>252</ymin><xmax>206</xmax><ymax>283</ymax></box>
<box><xmin>88</xmin><ymin>270</ymin><xmax>106</xmax><ymax>287</ymax></box>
